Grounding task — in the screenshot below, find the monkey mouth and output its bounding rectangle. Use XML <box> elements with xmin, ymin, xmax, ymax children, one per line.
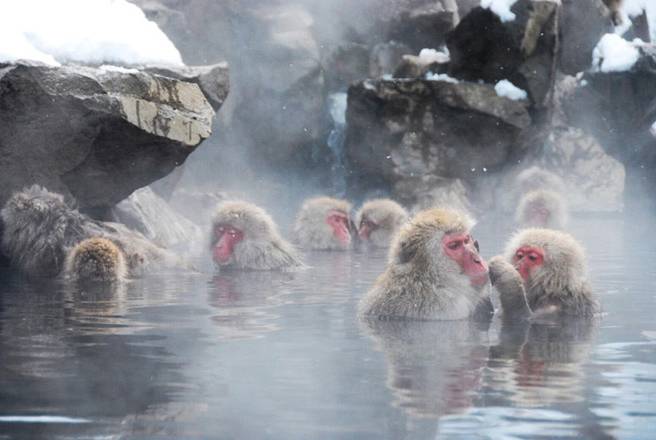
<box><xmin>469</xmin><ymin>271</ymin><xmax>489</xmax><ymax>287</ymax></box>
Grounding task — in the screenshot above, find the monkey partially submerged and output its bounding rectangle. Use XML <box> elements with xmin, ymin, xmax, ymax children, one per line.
<box><xmin>294</xmin><ymin>197</ymin><xmax>353</xmax><ymax>250</ymax></box>
<box><xmin>65</xmin><ymin>237</ymin><xmax>128</xmax><ymax>283</ymax></box>
<box><xmin>210</xmin><ymin>201</ymin><xmax>303</xmax><ymax>271</ymax></box>
<box><xmin>355</xmin><ymin>198</ymin><xmax>408</xmax><ymax>248</ymax></box>
<box><xmin>1</xmin><ymin>185</ymin><xmax>180</xmax><ymax>279</ymax></box>
<box><xmin>515</xmin><ymin>189</ymin><xmax>567</xmax><ymax>229</ymax></box>
<box><xmin>489</xmin><ymin>228</ymin><xmax>600</xmax><ymax>320</ymax></box>
<box><xmin>359</xmin><ymin>208</ymin><xmax>492</xmax><ymax>321</ymax></box>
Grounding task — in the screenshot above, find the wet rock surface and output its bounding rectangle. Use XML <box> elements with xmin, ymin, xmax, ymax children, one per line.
<box><xmin>0</xmin><ymin>62</ymin><xmax>215</xmax><ymax>215</ymax></box>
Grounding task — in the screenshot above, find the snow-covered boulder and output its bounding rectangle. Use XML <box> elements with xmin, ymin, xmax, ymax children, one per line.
<box><xmin>0</xmin><ymin>62</ymin><xmax>215</xmax><ymax>216</ymax></box>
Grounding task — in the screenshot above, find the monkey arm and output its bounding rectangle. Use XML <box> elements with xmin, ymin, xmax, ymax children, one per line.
<box><xmin>489</xmin><ymin>256</ymin><xmax>532</xmax><ymax>321</ymax></box>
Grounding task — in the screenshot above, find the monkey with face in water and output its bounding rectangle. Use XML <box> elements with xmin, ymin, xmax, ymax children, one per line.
<box><xmin>356</xmin><ymin>199</ymin><xmax>408</xmax><ymax>248</ymax></box>
<box><xmin>210</xmin><ymin>201</ymin><xmax>303</xmax><ymax>271</ymax></box>
<box><xmin>65</xmin><ymin>237</ymin><xmax>128</xmax><ymax>283</ymax></box>
<box><xmin>359</xmin><ymin>208</ymin><xmax>492</xmax><ymax>321</ymax></box>
<box><xmin>489</xmin><ymin>228</ymin><xmax>599</xmax><ymax>320</ymax></box>
<box><xmin>293</xmin><ymin>197</ymin><xmax>353</xmax><ymax>250</ymax></box>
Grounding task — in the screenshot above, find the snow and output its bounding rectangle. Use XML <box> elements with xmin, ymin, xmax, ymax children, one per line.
<box><xmin>480</xmin><ymin>0</ymin><xmax>519</xmax><ymax>22</ymax></box>
<box><xmin>425</xmin><ymin>72</ymin><xmax>459</xmax><ymax>83</ymax></box>
<box><xmin>99</xmin><ymin>64</ymin><xmax>140</xmax><ymax>74</ymax></box>
<box><xmin>620</xmin><ymin>0</ymin><xmax>656</xmax><ymax>42</ymax></box>
<box><xmin>650</xmin><ymin>120</ymin><xmax>656</xmax><ymax>138</ymax></box>
<box><xmin>0</xmin><ymin>0</ymin><xmax>183</xmax><ymax>67</ymax></box>
<box><xmin>592</xmin><ymin>34</ymin><xmax>640</xmax><ymax>72</ymax></box>
<box><xmin>418</xmin><ymin>48</ymin><xmax>450</xmax><ymax>65</ymax></box>
<box><xmin>494</xmin><ymin>79</ymin><xmax>527</xmax><ymax>100</ymax></box>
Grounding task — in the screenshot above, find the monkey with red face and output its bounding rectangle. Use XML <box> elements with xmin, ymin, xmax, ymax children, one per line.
<box><xmin>516</xmin><ymin>190</ymin><xmax>567</xmax><ymax>230</ymax></box>
<box><xmin>359</xmin><ymin>208</ymin><xmax>492</xmax><ymax>320</ymax></box>
<box><xmin>489</xmin><ymin>228</ymin><xmax>599</xmax><ymax>320</ymax></box>
<box><xmin>211</xmin><ymin>201</ymin><xmax>303</xmax><ymax>271</ymax></box>
<box><xmin>356</xmin><ymin>199</ymin><xmax>408</xmax><ymax>248</ymax></box>
<box><xmin>293</xmin><ymin>197</ymin><xmax>353</xmax><ymax>250</ymax></box>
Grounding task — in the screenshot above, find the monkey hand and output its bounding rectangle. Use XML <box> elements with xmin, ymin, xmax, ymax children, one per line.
<box><xmin>489</xmin><ymin>256</ymin><xmax>532</xmax><ymax>320</ymax></box>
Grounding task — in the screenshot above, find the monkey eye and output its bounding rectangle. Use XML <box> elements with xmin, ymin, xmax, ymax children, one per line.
<box><xmin>515</xmin><ymin>251</ymin><xmax>524</xmax><ymax>259</ymax></box>
<box><xmin>448</xmin><ymin>241</ymin><xmax>461</xmax><ymax>250</ymax></box>
<box><xmin>528</xmin><ymin>253</ymin><xmax>538</xmax><ymax>261</ymax></box>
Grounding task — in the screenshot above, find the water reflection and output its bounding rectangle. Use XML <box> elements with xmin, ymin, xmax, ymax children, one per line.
<box><xmin>361</xmin><ymin>318</ymin><xmax>491</xmax><ymax>419</ymax></box>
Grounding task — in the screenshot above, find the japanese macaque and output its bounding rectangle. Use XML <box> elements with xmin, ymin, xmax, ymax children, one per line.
<box><xmin>515</xmin><ymin>166</ymin><xmax>565</xmax><ymax>195</ymax></box>
<box><xmin>515</xmin><ymin>190</ymin><xmax>567</xmax><ymax>229</ymax></box>
<box><xmin>358</xmin><ymin>208</ymin><xmax>492</xmax><ymax>320</ymax></box>
<box><xmin>64</xmin><ymin>237</ymin><xmax>127</xmax><ymax>283</ymax></box>
<box><xmin>0</xmin><ymin>185</ymin><xmax>180</xmax><ymax>278</ymax></box>
<box><xmin>211</xmin><ymin>201</ymin><xmax>303</xmax><ymax>271</ymax></box>
<box><xmin>293</xmin><ymin>197</ymin><xmax>353</xmax><ymax>250</ymax></box>
<box><xmin>489</xmin><ymin>228</ymin><xmax>599</xmax><ymax>320</ymax></box>
<box><xmin>602</xmin><ymin>0</ymin><xmax>623</xmax><ymax>26</ymax></box>
<box><xmin>355</xmin><ymin>198</ymin><xmax>408</xmax><ymax>248</ymax></box>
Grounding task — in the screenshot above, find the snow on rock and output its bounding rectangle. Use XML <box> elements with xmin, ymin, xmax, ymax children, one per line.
<box><xmin>620</xmin><ymin>1</ymin><xmax>656</xmax><ymax>42</ymax></box>
<box><xmin>480</xmin><ymin>0</ymin><xmax>519</xmax><ymax>23</ymax></box>
<box><xmin>0</xmin><ymin>0</ymin><xmax>183</xmax><ymax>66</ymax></box>
<box><xmin>425</xmin><ymin>72</ymin><xmax>459</xmax><ymax>83</ymax></box>
<box><xmin>592</xmin><ymin>34</ymin><xmax>639</xmax><ymax>72</ymax></box>
<box><xmin>418</xmin><ymin>48</ymin><xmax>449</xmax><ymax>65</ymax></box>
<box><xmin>494</xmin><ymin>79</ymin><xmax>527</xmax><ymax>100</ymax></box>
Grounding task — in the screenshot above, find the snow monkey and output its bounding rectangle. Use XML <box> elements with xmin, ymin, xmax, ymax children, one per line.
<box><xmin>359</xmin><ymin>208</ymin><xmax>492</xmax><ymax>320</ymax></box>
<box><xmin>64</xmin><ymin>237</ymin><xmax>127</xmax><ymax>283</ymax></box>
<box><xmin>1</xmin><ymin>185</ymin><xmax>180</xmax><ymax>279</ymax></box>
<box><xmin>515</xmin><ymin>166</ymin><xmax>565</xmax><ymax>195</ymax></box>
<box><xmin>293</xmin><ymin>197</ymin><xmax>353</xmax><ymax>250</ymax></box>
<box><xmin>210</xmin><ymin>201</ymin><xmax>303</xmax><ymax>270</ymax></box>
<box><xmin>355</xmin><ymin>198</ymin><xmax>408</xmax><ymax>248</ymax></box>
<box><xmin>489</xmin><ymin>228</ymin><xmax>599</xmax><ymax>321</ymax></box>
<box><xmin>515</xmin><ymin>189</ymin><xmax>567</xmax><ymax>229</ymax></box>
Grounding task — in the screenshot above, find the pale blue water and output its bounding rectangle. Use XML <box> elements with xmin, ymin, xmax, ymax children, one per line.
<box><xmin>0</xmin><ymin>216</ymin><xmax>654</xmax><ymax>439</ymax></box>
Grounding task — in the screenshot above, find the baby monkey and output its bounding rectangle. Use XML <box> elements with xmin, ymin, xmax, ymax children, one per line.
<box><xmin>65</xmin><ymin>237</ymin><xmax>127</xmax><ymax>283</ymax></box>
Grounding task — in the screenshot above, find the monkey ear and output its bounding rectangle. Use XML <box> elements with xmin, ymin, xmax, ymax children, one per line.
<box><xmin>396</xmin><ymin>238</ymin><xmax>416</xmax><ymax>264</ymax></box>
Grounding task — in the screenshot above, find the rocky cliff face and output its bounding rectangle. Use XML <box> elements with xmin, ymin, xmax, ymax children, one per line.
<box><xmin>0</xmin><ymin>62</ymin><xmax>217</xmax><ymax>216</ymax></box>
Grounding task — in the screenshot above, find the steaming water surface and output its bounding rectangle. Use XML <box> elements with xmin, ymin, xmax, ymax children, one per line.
<box><xmin>0</xmin><ymin>216</ymin><xmax>655</xmax><ymax>439</ymax></box>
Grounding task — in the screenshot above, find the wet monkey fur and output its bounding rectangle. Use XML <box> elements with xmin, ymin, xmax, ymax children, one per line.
<box><xmin>294</xmin><ymin>197</ymin><xmax>353</xmax><ymax>250</ymax></box>
<box><xmin>355</xmin><ymin>199</ymin><xmax>408</xmax><ymax>248</ymax></box>
<box><xmin>65</xmin><ymin>237</ymin><xmax>127</xmax><ymax>283</ymax></box>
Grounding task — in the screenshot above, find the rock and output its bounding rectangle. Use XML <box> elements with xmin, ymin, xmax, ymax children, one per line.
<box><xmin>559</xmin><ymin>0</ymin><xmax>613</xmax><ymax>74</ymax></box>
<box><xmin>110</xmin><ymin>186</ymin><xmax>202</xmax><ymax>251</ymax></box>
<box><xmin>394</xmin><ymin>176</ymin><xmax>472</xmax><ymax>215</ymax></box>
<box><xmin>145</xmin><ymin>62</ymin><xmax>230</xmax><ymax>110</ymax></box>
<box><xmin>323</xmin><ymin>43</ymin><xmax>370</xmax><ymax>93</ymax></box>
<box><xmin>369</xmin><ymin>41</ymin><xmax>413</xmax><ymax>78</ymax></box>
<box><xmin>344</xmin><ymin>78</ymin><xmax>532</xmax><ymax>195</ymax></box>
<box><xmin>168</xmin><ymin>188</ymin><xmax>228</xmax><ymax>227</ymax></box>
<box><xmin>383</xmin><ymin>2</ymin><xmax>459</xmax><ymax>53</ymax></box>
<box><xmin>393</xmin><ymin>53</ymin><xmax>449</xmax><ymax>79</ymax></box>
<box><xmin>564</xmin><ymin>44</ymin><xmax>656</xmax><ymax>212</ymax></box>
<box><xmin>0</xmin><ymin>62</ymin><xmax>215</xmax><ymax>216</ymax></box>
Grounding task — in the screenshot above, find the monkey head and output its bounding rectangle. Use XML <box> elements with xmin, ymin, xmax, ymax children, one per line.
<box><xmin>515</xmin><ymin>167</ymin><xmax>565</xmax><ymax>195</ymax></box>
<box><xmin>503</xmin><ymin>228</ymin><xmax>587</xmax><ymax>291</ymax></box>
<box><xmin>356</xmin><ymin>198</ymin><xmax>408</xmax><ymax>247</ymax></box>
<box><xmin>515</xmin><ymin>190</ymin><xmax>567</xmax><ymax>229</ymax></box>
<box><xmin>294</xmin><ymin>197</ymin><xmax>353</xmax><ymax>250</ymax></box>
<box><xmin>392</xmin><ymin>208</ymin><xmax>489</xmax><ymax>288</ymax></box>
<box><xmin>65</xmin><ymin>237</ymin><xmax>127</xmax><ymax>283</ymax></box>
<box><xmin>211</xmin><ymin>201</ymin><xmax>301</xmax><ymax>270</ymax></box>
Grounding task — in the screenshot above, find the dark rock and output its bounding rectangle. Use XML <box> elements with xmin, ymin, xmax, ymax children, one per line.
<box><xmin>344</xmin><ymin>78</ymin><xmax>532</xmax><ymax>195</ymax></box>
<box><xmin>393</xmin><ymin>53</ymin><xmax>449</xmax><ymax>79</ymax></box>
<box><xmin>384</xmin><ymin>3</ymin><xmax>459</xmax><ymax>53</ymax></box>
<box><xmin>559</xmin><ymin>0</ymin><xmax>613</xmax><ymax>74</ymax></box>
<box><xmin>370</xmin><ymin>41</ymin><xmax>413</xmax><ymax>78</ymax></box>
<box><xmin>564</xmin><ymin>44</ymin><xmax>656</xmax><ymax>212</ymax></box>
<box><xmin>145</xmin><ymin>62</ymin><xmax>230</xmax><ymax>110</ymax></box>
<box><xmin>0</xmin><ymin>62</ymin><xmax>215</xmax><ymax>216</ymax></box>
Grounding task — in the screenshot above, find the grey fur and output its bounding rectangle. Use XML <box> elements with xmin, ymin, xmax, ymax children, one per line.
<box><xmin>211</xmin><ymin>200</ymin><xmax>303</xmax><ymax>271</ymax></box>
<box><xmin>515</xmin><ymin>166</ymin><xmax>565</xmax><ymax>194</ymax></box>
<box><xmin>489</xmin><ymin>228</ymin><xmax>600</xmax><ymax>319</ymax></box>
<box><xmin>358</xmin><ymin>208</ymin><xmax>492</xmax><ymax>320</ymax></box>
<box><xmin>355</xmin><ymin>198</ymin><xmax>408</xmax><ymax>248</ymax></box>
<box><xmin>515</xmin><ymin>189</ymin><xmax>567</xmax><ymax>229</ymax></box>
<box><xmin>293</xmin><ymin>197</ymin><xmax>352</xmax><ymax>250</ymax></box>
<box><xmin>1</xmin><ymin>185</ymin><xmax>182</xmax><ymax>278</ymax></box>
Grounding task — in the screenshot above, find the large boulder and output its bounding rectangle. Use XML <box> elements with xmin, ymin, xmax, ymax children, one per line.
<box><xmin>0</xmin><ymin>62</ymin><xmax>215</xmax><ymax>216</ymax></box>
<box><xmin>565</xmin><ymin>44</ymin><xmax>656</xmax><ymax>212</ymax></box>
<box><xmin>344</xmin><ymin>78</ymin><xmax>533</xmax><ymax>196</ymax></box>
